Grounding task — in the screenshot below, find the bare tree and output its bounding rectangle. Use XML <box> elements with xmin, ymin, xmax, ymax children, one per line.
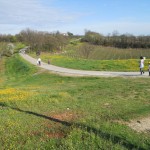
<box><xmin>78</xmin><ymin>43</ymin><xmax>94</xmax><ymax>59</ymax></box>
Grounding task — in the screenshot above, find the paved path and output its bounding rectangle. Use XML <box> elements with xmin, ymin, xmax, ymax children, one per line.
<box><xmin>20</xmin><ymin>52</ymin><xmax>149</xmax><ymax>78</ymax></box>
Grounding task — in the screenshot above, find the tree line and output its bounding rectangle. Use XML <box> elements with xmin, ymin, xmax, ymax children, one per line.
<box><xmin>1</xmin><ymin>29</ymin><xmax>150</xmax><ymax>54</ymax></box>
<box><xmin>82</xmin><ymin>30</ymin><xmax>150</xmax><ymax>49</ymax></box>
<box><xmin>0</xmin><ymin>29</ymin><xmax>72</xmax><ymax>54</ymax></box>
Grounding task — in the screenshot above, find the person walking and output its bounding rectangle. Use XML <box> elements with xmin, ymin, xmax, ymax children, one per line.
<box><xmin>139</xmin><ymin>56</ymin><xmax>144</xmax><ymax>75</ymax></box>
<box><xmin>37</xmin><ymin>58</ymin><xmax>41</xmax><ymax>66</ymax></box>
<box><xmin>148</xmin><ymin>62</ymin><xmax>150</xmax><ymax>76</ymax></box>
<box><xmin>48</xmin><ymin>59</ymin><xmax>50</xmax><ymax>64</ymax></box>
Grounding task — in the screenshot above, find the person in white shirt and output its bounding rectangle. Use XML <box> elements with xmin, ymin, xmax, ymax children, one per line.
<box><xmin>37</xmin><ymin>58</ymin><xmax>41</xmax><ymax>66</ymax></box>
<box><xmin>139</xmin><ymin>56</ymin><xmax>144</xmax><ymax>75</ymax></box>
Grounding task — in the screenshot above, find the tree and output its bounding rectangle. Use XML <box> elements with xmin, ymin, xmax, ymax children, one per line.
<box><xmin>67</xmin><ymin>32</ymin><xmax>73</xmax><ymax>37</ymax></box>
<box><xmin>83</xmin><ymin>30</ymin><xmax>104</xmax><ymax>45</ymax></box>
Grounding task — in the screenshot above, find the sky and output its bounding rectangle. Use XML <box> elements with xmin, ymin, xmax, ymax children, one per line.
<box><xmin>0</xmin><ymin>0</ymin><xmax>150</xmax><ymax>35</ymax></box>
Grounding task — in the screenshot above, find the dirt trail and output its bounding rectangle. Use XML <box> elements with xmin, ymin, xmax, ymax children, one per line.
<box><xmin>20</xmin><ymin>52</ymin><xmax>149</xmax><ymax>78</ymax></box>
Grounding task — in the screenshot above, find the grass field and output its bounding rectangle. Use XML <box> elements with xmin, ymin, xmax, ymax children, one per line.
<box><xmin>29</xmin><ymin>44</ymin><xmax>150</xmax><ymax>72</ymax></box>
<box><xmin>0</xmin><ymin>54</ymin><xmax>150</xmax><ymax>149</ymax></box>
<box><xmin>31</xmin><ymin>52</ymin><xmax>150</xmax><ymax>72</ymax></box>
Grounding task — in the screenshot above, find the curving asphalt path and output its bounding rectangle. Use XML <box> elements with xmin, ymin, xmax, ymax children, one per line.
<box><xmin>20</xmin><ymin>52</ymin><xmax>149</xmax><ymax>78</ymax></box>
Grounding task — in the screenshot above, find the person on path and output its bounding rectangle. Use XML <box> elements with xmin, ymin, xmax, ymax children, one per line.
<box><xmin>139</xmin><ymin>56</ymin><xmax>144</xmax><ymax>75</ymax></box>
<box><xmin>148</xmin><ymin>62</ymin><xmax>150</xmax><ymax>76</ymax></box>
<box><xmin>37</xmin><ymin>58</ymin><xmax>41</xmax><ymax>66</ymax></box>
<box><xmin>48</xmin><ymin>59</ymin><xmax>50</xmax><ymax>64</ymax></box>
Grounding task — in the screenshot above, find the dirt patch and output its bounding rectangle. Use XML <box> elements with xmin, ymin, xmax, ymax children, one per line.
<box><xmin>52</xmin><ymin>111</ymin><xmax>78</xmax><ymax>121</ymax></box>
<box><xmin>41</xmin><ymin>111</ymin><xmax>79</xmax><ymax>139</ymax></box>
<box><xmin>45</xmin><ymin>132</ymin><xmax>64</xmax><ymax>138</ymax></box>
<box><xmin>116</xmin><ymin>116</ymin><xmax>150</xmax><ymax>133</ymax></box>
<box><xmin>127</xmin><ymin>117</ymin><xmax>150</xmax><ymax>133</ymax></box>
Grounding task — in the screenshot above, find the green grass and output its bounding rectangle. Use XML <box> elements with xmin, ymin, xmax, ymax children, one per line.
<box><xmin>14</xmin><ymin>43</ymin><xmax>26</xmax><ymax>53</ymax></box>
<box><xmin>29</xmin><ymin>44</ymin><xmax>150</xmax><ymax>72</ymax></box>
<box><xmin>30</xmin><ymin>52</ymin><xmax>150</xmax><ymax>72</ymax></box>
<box><xmin>3</xmin><ymin>55</ymin><xmax>37</xmax><ymax>86</ymax></box>
<box><xmin>0</xmin><ymin>55</ymin><xmax>150</xmax><ymax>149</ymax></box>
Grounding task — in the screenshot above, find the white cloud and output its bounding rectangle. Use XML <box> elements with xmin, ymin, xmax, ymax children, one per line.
<box><xmin>0</xmin><ymin>0</ymin><xmax>82</xmax><ymax>34</ymax></box>
<box><xmin>0</xmin><ymin>0</ymin><xmax>150</xmax><ymax>35</ymax></box>
<box><xmin>2</xmin><ymin>0</ymin><xmax>67</xmax><ymax>23</ymax></box>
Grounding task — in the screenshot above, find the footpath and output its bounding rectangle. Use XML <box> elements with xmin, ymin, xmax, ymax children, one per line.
<box><xmin>20</xmin><ymin>52</ymin><xmax>149</xmax><ymax>78</ymax></box>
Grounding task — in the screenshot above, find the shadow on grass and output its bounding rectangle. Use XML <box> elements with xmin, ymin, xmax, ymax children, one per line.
<box><xmin>0</xmin><ymin>102</ymin><xmax>146</xmax><ymax>150</ymax></box>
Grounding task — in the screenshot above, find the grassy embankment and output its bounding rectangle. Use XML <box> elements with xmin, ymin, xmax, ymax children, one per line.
<box><xmin>30</xmin><ymin>45</ymin><xmax>150</xmax><ymax>72</ymax></box>
<box><xmin>0</xmin><ymin>54</ymin><xmax>150</xmax><ymax>149</ymax></box>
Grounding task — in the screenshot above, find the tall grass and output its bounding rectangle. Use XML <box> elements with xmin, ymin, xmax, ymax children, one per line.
<box><xmin>29</xmin><ymin>44</ymin><xmax>150</xmax><ymax>71</ymax></box>
<box><xmin>34</xmin><ymin>53</ymin><xmax>150</xmax><ymax>72</ymax></box>
<box><xmin>89</xmin><ymin>46</ymin><xmax>150</xmax><ymax>60</ymax></box>
<box><xmin>64</xmin><ymin>44</ymin><xmax>150</xmax><ymax>60</ymax></box>
<box><xmin>0</xmin><ymin>55</ymin><xmax>150</xmax><ymax>149</ymax></box>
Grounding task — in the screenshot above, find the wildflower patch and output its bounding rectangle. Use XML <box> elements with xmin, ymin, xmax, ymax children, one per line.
<box><xmin>0</xmin><ymin>88</ymin><xmax>36</xmax><ymax>102</ymax></box>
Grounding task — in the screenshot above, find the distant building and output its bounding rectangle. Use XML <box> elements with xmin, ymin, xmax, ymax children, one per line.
<box><xmin>61</xmin><ymin>33</ymin><xmax>68</xmax><ymax>36</ymax></box>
